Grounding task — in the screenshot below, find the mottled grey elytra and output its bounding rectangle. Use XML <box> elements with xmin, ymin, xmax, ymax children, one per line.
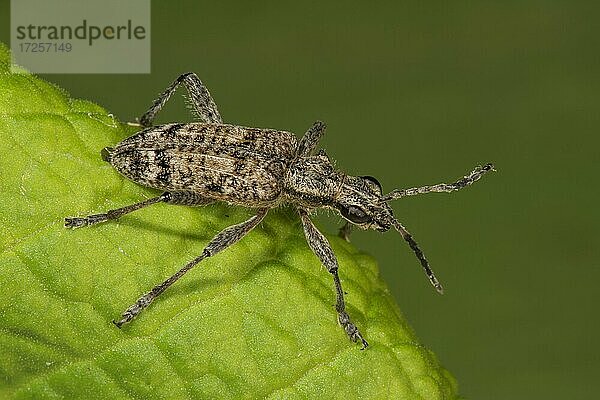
<box><xmin>65</xmin><ymin>73</ymin><xmax>495</xmax><ymax>349</ymax></box>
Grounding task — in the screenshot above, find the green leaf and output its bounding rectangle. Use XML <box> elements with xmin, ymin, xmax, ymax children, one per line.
<box><xmin>0</xmin><ymin>43</ymin><xmax>458</xmax><ymax>399</ymax></box>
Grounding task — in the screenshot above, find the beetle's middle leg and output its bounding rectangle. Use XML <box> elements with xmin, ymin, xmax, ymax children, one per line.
<box><xmin>139</xmin><ymin>72</ymin><xmax>223</xmax><ymax>127</ymax></box>
<box><xmin>298</xmin><ymin>208</ymin><xmax>368</xmax><ymax>349</ymax></box>
<box><xmin>297</xmin><ymin>121</ymin><xmax>326</xmax><ymax>157</ymax></box>
<box><xmin>113</xmin><ymin>208</ymin><xmax>268</xmax><ymax>327</ymax></box>
<box><xmin>64</xmin><ymin>191</ymin><xmax>212</xmax><ymax>228</ymax></box>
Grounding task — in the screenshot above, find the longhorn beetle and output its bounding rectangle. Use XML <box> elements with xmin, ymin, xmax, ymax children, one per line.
<box><xmin>65</xmin><ymin>72</ymin><xmax>494</xmax><ymax>349</ymax></box>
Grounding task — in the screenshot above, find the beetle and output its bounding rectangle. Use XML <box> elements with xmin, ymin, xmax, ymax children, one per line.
<box><xmin>65</xmin><ymin>72</ymin><xmax>494</xmax><ymax>349</ymax></box>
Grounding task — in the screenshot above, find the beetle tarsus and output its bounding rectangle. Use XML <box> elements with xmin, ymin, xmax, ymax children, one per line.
<box><xmin>64</xmin><ymin>217</ymin><xmax>88</xmax><ymax>228</ymax></box>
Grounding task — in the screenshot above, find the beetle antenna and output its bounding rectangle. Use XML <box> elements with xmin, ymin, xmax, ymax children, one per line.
<box><xmin>381</xmin><ymin>163</ymin><xmax>495</xmax><ymax>202</ymax></box>
<box><xmin>391</xmin><ymin>218</ymin><xmax>444</xmax><ymax>294</ymax></box>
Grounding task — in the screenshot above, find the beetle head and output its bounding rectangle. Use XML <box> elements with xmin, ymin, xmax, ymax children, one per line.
<box><xmin>334</xmin><ymin>175</ymin><xmax>395</xmax><ymax>232</ymax></box>
<box><xmin>334</xmin><ymin>174</ymin><xmax>444</xmax><ymax>294</ymax></box>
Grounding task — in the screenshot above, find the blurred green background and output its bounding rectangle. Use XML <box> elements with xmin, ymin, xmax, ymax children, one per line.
<box><xmin>2</xmin><ymin>1</ymin><xmax>598</xmax><ymax>398</ymax></box>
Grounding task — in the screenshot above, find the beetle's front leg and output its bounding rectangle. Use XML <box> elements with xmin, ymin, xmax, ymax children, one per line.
<box><xmin>298</xmin><ymin>208</ymin><xmax>368</xmax><ymax>349</ymax></box>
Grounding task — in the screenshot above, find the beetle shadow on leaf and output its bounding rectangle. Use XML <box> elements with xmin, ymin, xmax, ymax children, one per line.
<box><xmin>114</xmin><ymin>218</ymin><xmax>210</xmax><ymax>242</ymax></box>
<box><xmin>164</xmin><ymin>277</ymin><xmax>224</xmax><ymax>298</ymax></box>
<box><xmin>165</xmin><ymin>255</ymin><xmax>272</xmax><ymax>299</ymax></box>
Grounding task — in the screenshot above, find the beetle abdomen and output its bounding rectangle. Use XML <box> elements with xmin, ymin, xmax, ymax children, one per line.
<box><xmin>109</xmin><ymin>123</ymin><xmax>298</xmax><ymax>206</ymax></box>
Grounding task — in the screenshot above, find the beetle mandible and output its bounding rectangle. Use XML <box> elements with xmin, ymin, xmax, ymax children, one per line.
<box><xmin>65</xmin><ymin>72</ymin><xmax>494</xmax><ymax>349</ymax></box>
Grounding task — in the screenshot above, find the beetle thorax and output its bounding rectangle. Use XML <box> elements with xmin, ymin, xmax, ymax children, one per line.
<box><xmin>283</xmin><ymin>152</ymin><xmax>343</xmax><ymax>208</ymax></box>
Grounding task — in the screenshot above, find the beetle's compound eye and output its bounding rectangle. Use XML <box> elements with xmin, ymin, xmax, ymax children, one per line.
<box><xmin>360</xmin><ymin>175</ymin><xmax>382</xmax><ymax>193</ymax></box>
<box><xmin>339</xmin><ymin>205</ymin><xmax>371</xmax><ymax>224</ymax></box>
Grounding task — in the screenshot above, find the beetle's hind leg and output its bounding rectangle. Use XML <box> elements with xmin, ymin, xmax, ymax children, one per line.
<box><xmin>64</xmin><ymin>194</ymin><xmax>169</xmax><ymax>228</ymax></box>
<box><xmin>113</xmin><ymin>208</ymin><xmax>268</xmax><ymax>327</ymax></box>
<box><xmin>162</xmin><ymin>191</ymin><xmax>214</xmax><ymax>207</ymax></box>
<box><xmin>138</xmin><ymin>72</ymin><xmax>223</xmax><ymax>127</ymax></box>
<box><xmin>64</xmin><ymin>191</ymin><xmax>213</xmax><ymax>228</ymax></box>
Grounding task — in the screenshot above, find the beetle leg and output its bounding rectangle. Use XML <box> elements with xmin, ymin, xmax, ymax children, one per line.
<box><xmin>296</xmin><ymin>121</ymin><xmax>326</xmax><ymax>157</ymax></box>
<box><xmin>113</xmin><ymin>208</ymin><xmax>269</xmax><ymax>327</ymax></box>
<box><xmin>64</xmin><ymin>193</ymin><xmax>170</xmax><ymax>228</ymax></box>
<box><xmin>298</xmin><ymin>208</ymin><xmax>368</xmax><ymax>349</ymax></box>
<box><xmin>163</xmin><ymin>191</ymin><xmax>214</xmax><ymax>206</ymax></box>
<box><xmin>139</xmin><ymin>72</ymin><xmax>223</xmax><ymax>127</ymax></box>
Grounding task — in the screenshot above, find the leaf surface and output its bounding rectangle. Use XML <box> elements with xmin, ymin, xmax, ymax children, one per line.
<box><xmin>0</xmin><ymin>43</ymin><xmax>458</xmax><ymax>399</ymax></box>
